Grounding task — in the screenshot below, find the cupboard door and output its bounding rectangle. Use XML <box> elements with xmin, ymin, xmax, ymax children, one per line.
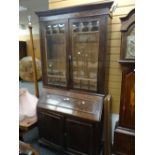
<box><xmin>69</xmin><ymin>17</ymin><xmax>101</xmax><ymax>92</ymax></box>
<box><xmin>66</xmin><ymin>119</ymin><xmax>93</xmax><ymax>155</ymax></box>
<box><xmin>113</xmin><ymin>129</ymin><xmax>135</xmax><ymax>155</ymax></box>
<box><xmin>119</xmin><ymin>70</ymin><xmax>135</xmax><ymax>129</ymax></box>
<box><xmin>38</xmin><ymin>111</ymin><xmax>64</xmax><ymax>146</ymax></box>
<box><xmin>41</xmin><ymin>20</ymin><xmax>68</xmax><ymax>87</ymax></box>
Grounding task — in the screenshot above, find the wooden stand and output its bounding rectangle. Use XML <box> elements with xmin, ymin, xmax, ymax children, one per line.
<box><xmin>19</xmin><ymin>116</ymin><xmax>37</xmax><ymax>141</ymax></box>
<box><xmin>19</xmin><ymin>141</ymin><xmax>39</xmax><ymax>155</ymax></box>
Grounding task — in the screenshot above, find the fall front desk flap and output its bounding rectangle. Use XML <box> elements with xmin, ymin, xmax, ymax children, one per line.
<box><xmin>37</xmin><ymin>88</ymin><xmax>104</xmax><ymax>122</ymax></box>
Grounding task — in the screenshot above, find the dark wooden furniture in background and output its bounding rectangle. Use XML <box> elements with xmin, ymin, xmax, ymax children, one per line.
<box><xmin>19</xmin><ymin>116</ymin><xmax>37</xmax><ymax>141</ymax></box>
<box><xmin>37</xmin><ymin>88</ymin><xmax>104</xmax><ymax>155</ymax></box>
<box><xmin>36</xmin><ymin>1</ymin><xmax>113</xmax><ymax>94</ymax></box>
<box><xmin>19</xmin><ymin>41</ymin><xmax>27</xmax><ymax>80</ymax></box>
<box><xmin>113</xmin><ymin>9</ymin><xmax>135</xmax><ymax>155</ymax></box>
<box><xmin>19</xmin><ymin>41</ymin><xmax>27</xmax><ymax>60</ymax></box>
<box><xmin>19</xmin><ymin>141</ymin><xmax>39</xmax><ymax>155</ymax></box>
<box><xmin>36</xmin><ymin>2</ymin><xmax>114</xmax><ymax>155</ymax></box>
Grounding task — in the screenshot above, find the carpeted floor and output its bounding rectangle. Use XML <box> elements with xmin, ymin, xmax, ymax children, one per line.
<box><xmin>19</xmin><ymin>80</ymin><xmax>43</xmax><ymax>96</ymax></box>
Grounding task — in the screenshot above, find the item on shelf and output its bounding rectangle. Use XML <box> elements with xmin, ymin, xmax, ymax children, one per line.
<box><xmin>59</xmin><ymin>23</ymin><xmax>65</xmax><ymax>33</ymax></box>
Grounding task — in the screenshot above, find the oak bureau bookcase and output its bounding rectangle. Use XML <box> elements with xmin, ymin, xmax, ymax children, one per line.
<box><xmin>36</xmin><ymin>1</ymin><xmax>113</xmax><ymax>155</ymax></box>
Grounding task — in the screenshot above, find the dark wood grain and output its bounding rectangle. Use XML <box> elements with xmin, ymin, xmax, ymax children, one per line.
<box><xmin>19</xmin><ymin>41</ymin><xmax>27</xmax><ymax>60</ymax></box>
<box><xmin>113</xmin><ymin>126</ymin><xmax>135</xmax><ymax>155</ymax></box>
<box><xmin>119</xmin><ymin>70</ymin><xmax>135</xmax><ymax>129</ymax></box>
<box><xmin>36</xmin><ymin>1</ymin><xmax>113</xmax><ymax>94</ymax></box>
<box><xmin>66</xmin><ymin>118</ymin><xmax>93</xmax><ymax>155</ymax></box>
<box><xmin>36</xmin><ymin>2</ymin><xmax>113</xmax><ymax>17</ymax></box>
<box><xmin>37</xmin><ymin>88</ymin><xmax>104</xmax><ymax>155</ymax></box>
<box><xmin>38</xmin><ymin>111</ymin><xmax>64</xmax><ymax>146</ymax></box>
<box><xmin>38</xmin><ymin>88</ymin><xmax>104</xmax><ymax>122</ymax></box>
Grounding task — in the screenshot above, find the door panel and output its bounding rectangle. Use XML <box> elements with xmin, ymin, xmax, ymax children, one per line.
<box><xmin>69</xmin><ymin>17</ymin><xmax>101</xmax><ymax>92</ymax></box>
<box><xmin>41</xmin><ymin>20</ymin><xmax>68</xmax><ymax>87</ymax></box>
<box><xmin>38</xmin><ymin>111</ymin><xmax>64</xmax><ymax>146</ymax></box>
<box><xmin>66</xmin><ymin>118</ymin><xmax>93</xmax><ymax>155</ymax></box>
<box><xmin>119</xmin><ymin>71</ymin><xmax>135</xmax><ymax>129</ymax></box>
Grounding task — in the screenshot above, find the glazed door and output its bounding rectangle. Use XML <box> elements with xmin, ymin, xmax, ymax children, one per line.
<box><xmin>69</xmin><ymin>17</ymin><xmax>101</xmax><ymax>92</ymax></box>
<box><xmin>66</xmin><ymin>118</ymin><xmax>93</xmax><ymax>155</ymax></box>
<box><xmin>41</xmin><ymin>20</ymin><xmax>69</xmax><ymax>88</ymax></box>
<box><xmin>38</xmin><ymin>111</ymin><xmax>64</xmax><ymax>147</ymax></box>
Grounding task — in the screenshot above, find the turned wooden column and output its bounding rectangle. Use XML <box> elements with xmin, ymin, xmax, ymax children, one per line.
<box><xmin>28</xmin><ymin>17</ymin><xmax>39</xmax><ymax>97</ymax></box>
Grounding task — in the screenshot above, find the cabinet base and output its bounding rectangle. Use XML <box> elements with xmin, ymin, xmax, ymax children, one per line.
<box><xmin>38</xmin><ymin>138</ymin><xmax>65</xmax><ymax>152</ymax></box>
<box><xmin>113</xmin><ymin>126</ymin><xmax>135</xmax><ymax>155</ymax></box>
<box><xmin>38</xmin><ymin>138</ymin><xmax>103</xmax><ymax>155</ymax></box>
<box><xmin>38</xmin><ymin>138</ymin><xmax>82</xmax><ymax>155</ymax></box>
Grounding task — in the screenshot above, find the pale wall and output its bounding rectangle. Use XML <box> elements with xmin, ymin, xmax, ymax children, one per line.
<box><xmin>48</xmin><ymin>0</ymin><xmax>135</xmax><ymax>114</ymax></box>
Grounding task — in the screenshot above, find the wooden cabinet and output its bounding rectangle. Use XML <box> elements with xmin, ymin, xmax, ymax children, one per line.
<box><xmin>36</xmin><ymin>1</ymin><xmax>113</xmax><ymax>94</ymax></box>
<box><xmin>36</xmin><ymin>2</ymin><xmax>113</xmax><ymax>154</ymax></box>
<box><xmin>37</xmin><ymin>88</ymin><xmax>104</xmax><ymax>155</ymax></box>
<box><xmin>19</xmin><ymin>41</ymin><xmax>27</xmax><ymax>60</ymax></box>
<box><xmin>113</xmin><ymin>9</ymin><xmax>135</xmax><ymax>155</ymax></box>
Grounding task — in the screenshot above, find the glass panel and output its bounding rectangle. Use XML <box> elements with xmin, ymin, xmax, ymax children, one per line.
<box><xmin>71</xmin><ymin>20</ymin><xmax>99</xmax><ymax>91</ymax></box>
<box><xmin>125</xmin><ymin>27</ymin><xmax>135</xmax><ymax>59</ymax></box>
<box><xmin>45</xmin><ymin>23</ymin><xmax>67</xmax><ymax>87</ymax></box>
